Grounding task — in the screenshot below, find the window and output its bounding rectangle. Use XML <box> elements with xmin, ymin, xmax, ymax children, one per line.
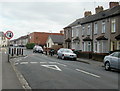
<box><xmin>111</xmin><ymin>41</ymin><xmax>115</xmax><ymax>51</ymax></box>
<box><xmin>94</xmin><ymin>23</ymin><xmax>98</xmax><ymax>34</ymax></box>
<box><xmin>111</xmin><ymin>52</ymin><xmax>118</xmax><ymax>57</ymax></box>
<box><xmin>87</xmin><ymin>25</ymin><xmax>91</xmax><ymax>35</ymax></box>
<box><xmin>117</xmin><ymin>41</ymin><xmax>120</xmax><ymax>50</ymax></box>
<box><xmin>82</xmin><ymin>26</ymin><xmax>85</xmax><ymax>36</ymax></box>
<box><xmin>111</xmin><ymin>19</ymin><xmax>116</xmax><ymax>33</ymax></box>
<box><xmin>102</xmin><ymin>21</ymin><xmax>106</xmax><ymax>33</ymax></box>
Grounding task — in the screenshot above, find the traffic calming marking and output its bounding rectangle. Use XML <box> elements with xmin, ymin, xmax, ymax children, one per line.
<box><xmin>41</xmin><ymin>65</ymin><xmax>62</xmax><ymax>71</ymax></box>
<box><xmin>76</xmin><ymin>69</ymin><xmax>100</xmax><ymax>78</ymax></box>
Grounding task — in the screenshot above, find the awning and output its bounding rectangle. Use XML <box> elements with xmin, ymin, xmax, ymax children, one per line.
<box><xmin>73</xmin><ymin>37</ymin><xmax>80</xmax><ymax>42</ymax></box>
<box><xmin>115</xmin><ymin>34</ymin><xmax>120</xmax><ymax>40</ymax></box>
<box><xmin>65</xmin><ymin>38</ymin><xmax>71</xmax><ymax>42</ymax></box>
<box><xmin>96</xmin><ymin>35</ymin><xmax>108</xmax><ymax>40</ymax></box>
<box><xmin>83</xmin><ymin>36</ymin><xmax>92</xmax><ymax>41</ymax></box>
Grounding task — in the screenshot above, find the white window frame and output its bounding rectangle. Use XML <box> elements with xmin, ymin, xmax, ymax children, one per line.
<box><xmin>102</xmin><ymin>21</ymin><xmax>106</xmax><ymax>33</ymax></box>
<box><xmin>94</xmin><ymin>23</ymin><xmax>98</xmax><ymax>34</ymax></box>
<box><xmin>87</xmin><ymin>25</ymin><xmax>91</xmax><ymax>35</ymax></box>
<box><xmin>111</xmin><ymin>19</ymin><xmax>116</xmax><ymax>33</ymax></box>
<box><xmin>82</xmin><ymin>26</ymin><xmax>85</xmax><ymax>36</ymax></box>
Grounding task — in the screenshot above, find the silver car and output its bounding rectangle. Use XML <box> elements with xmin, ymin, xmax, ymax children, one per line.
<box><xmin>104</xmin><ymin>52</ymin><xmax>120</xmax><ymax>71</ymax></box>
<box><xmin>57</xmin><ymin>48</ymin><xmax>77</xmax><ymax>60</ymax></box>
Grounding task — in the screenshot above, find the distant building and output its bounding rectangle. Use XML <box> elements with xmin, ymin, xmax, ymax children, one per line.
<box><xmin>46</xmin><ymin>35</ymin><xmax>64</xmax><ymax>50</ymax></box>
<box><xmin>10</xmin><ymin>35</ymin><xmax>29</xmax><ymax>46</ymax></box>
<box><xmin>0</xmin><ymin>32</ymin><xmax>8</xmax><ymax>47</ymax></box>
<box><xmin>29</xmin><ymin>32</ymin><xmax>63</xmax><ymax>47</ymax></box>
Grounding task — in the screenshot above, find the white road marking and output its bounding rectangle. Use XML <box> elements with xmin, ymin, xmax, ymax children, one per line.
<box><xmin>40</xmin><ymin>62</ymin><xmax>47</xmax><ymax>64</ymax></box>
<box><xmin>24</xmin><ymin>56</ymin><xmax>28</xmax><ymax>59</ymax></box>
<box><xmin>76</xmin><ymin>69</ymin><xmax>100</xmax><ymax>78</ymax></box>
<box><xmin>30</xmin><ymin>62</ymin><xmax>38</xmax><ymax>64</ymax></box>
<box><xmin>41</xmin><ymin>65</ymin><xmax>62</xmax><ymax>71</ymax></box>
<box><xmin>14</xmin><ymin>63</ymin><xmax>19</xmax><ymax>65</ymax></box>
<box><xmin>57</xmin><ymin>62</ymin><xmax>67</xmax><ymax>67</ymax></box>
<box><xmin>48</xmin><ymin>62</ymin><xmax>56</xmax><ymax>64</ymax></box>
<box><xmin>20</xmin><ymin>62</ymin><xmax>28</xmax><ymax>64</ymax></box>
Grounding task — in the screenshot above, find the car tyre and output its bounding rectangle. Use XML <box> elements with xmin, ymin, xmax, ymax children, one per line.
<box><xmin>62</xmin><ymin>56</ymin><xmax>65</xmax><ymax>60</ymax></box>
<box><xmin>105</xmin><ymin>62</ymin><xmax>111</xmax><ymax>71</ymax></box>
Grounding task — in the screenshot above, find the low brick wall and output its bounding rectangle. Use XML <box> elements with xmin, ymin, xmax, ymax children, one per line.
<box><xmin>74</xmin><ymin>51</ymin><xmax>109</xmax><ymax>62</ymax></box>
<box><xmin>91</xmin><ymin>53</ymin><xmax>109</xmax><ymax>62</ymax></box>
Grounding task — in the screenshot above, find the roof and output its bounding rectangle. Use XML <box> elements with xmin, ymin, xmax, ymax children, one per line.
<box><xmin>0</xmin><ymin>32</ymin><xmax>4</xmax><ymax>37</ymax></box>
<box><xmin>64</xmin><ymin>18</ymin><xmax>83</xmax><ymax>29</ymax></box>
<box><xmin>64</xmin><ymin>5</ymin><xmax>120</xmax><ymax>28</ymax></box>
<box><xmin>96</xmin><ymin>35</ymin><xmax>108</xmax><ymax>40</ymax></box>
<box><xmin>81</xmin><ymin>5</ymin><xmax>120</xmax><ymax>24</ymax></box>
<box><xmin>49</xmin><ymin>35</ymin><xmax>64</xmax><ymax>44</ymax></box>
<box><xmin>30</xmin><ymin>32</ymin><xmax>63</xmax><ymax>45</ymax></box>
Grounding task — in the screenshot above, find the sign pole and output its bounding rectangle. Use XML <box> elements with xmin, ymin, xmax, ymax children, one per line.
<box><xmin>8</xmin><ymin>39</ymin><xmax>10</xmax><ymax>62</ymax></box>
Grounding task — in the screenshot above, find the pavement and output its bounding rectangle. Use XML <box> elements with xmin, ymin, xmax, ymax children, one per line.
<box><xmin>1</xmin><ymin>48</ymin><xmax>24</xmax><ymax>90</ymax></box>
<box><xmin>47</xmin><ymin>54</ymin><xmax>104</xmax><ymax>67</ymax></box>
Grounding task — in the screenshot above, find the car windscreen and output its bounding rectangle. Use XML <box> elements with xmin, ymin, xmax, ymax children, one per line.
<box><xmin>64</xmin><ymin>49</ymin><xmax>73</xmax><ymax>53</ymax></box>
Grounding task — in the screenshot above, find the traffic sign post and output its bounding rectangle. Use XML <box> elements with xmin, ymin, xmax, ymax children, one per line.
<box><xmin>4</xmin><ymin>31</ymin><xmax>14</xmax><ymax>62</ymax></box>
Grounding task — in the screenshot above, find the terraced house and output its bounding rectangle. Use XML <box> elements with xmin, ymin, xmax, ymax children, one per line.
<box><xmin>64</xmin><ymin>2</ymin><xmax>120</xmax><ymax>53</ymax></box>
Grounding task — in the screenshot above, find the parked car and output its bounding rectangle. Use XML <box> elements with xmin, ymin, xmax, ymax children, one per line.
<box><xmin>57</xmin><ymin>48</ymin><xmax>77</xmax><ymax>60</ymax></box>
<box><xmin>104</xmin><ymin>52</ymin><xmax>120</xmax><ymax>71</ymax></box>
<box><xmin>33</xmin><ymin>45</ymin><xmax>43</xmax><ymax>53</ymax></box>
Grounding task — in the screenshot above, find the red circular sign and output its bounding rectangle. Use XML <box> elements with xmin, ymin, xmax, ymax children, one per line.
<box><xmin>4</xmin><ymin>31</ymin><xmax>14</xmax><ymax>39</ymax></box>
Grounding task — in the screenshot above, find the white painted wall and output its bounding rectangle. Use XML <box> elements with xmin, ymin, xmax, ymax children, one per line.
<box><xmin>46</xmin><ymin>37</ymin><xmax>54</xmax><ymax>48</ymax></box>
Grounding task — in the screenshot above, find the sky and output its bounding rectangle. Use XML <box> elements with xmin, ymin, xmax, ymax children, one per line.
<box><xmin>0</xmin><ymin>0</ymin><xmax>119</xmax><ymax>39</ymax></box>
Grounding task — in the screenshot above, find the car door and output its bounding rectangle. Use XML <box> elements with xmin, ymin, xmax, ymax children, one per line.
<box><xmin>110</xmin><ymin>52</ymin><xmax>119</xmax><ymax>69</ymax></box>
<box><xmin>118</xmin><ymin>52</ymin><xmax>120</xmax><ymax>69</ymax></box>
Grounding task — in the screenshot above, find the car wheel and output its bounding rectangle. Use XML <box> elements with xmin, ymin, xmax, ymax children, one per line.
<box><xmin>105</xmin><ymin>62</ymin><xmax>111</xmax><ymax>71</ymax></box>
<box><xmin>74</xmin><ymin>58</ymin><xmax>76</xmax><ymax>61</ymax></box>
<box><xmin>62</xmin><ymin>56</ymin><xmax>65</xmax><ymax>60</ymax></box>
<box><xmin>57</xmin><ymin>55</ymin><xmax>59</xmax><ymax>59</ymax></box>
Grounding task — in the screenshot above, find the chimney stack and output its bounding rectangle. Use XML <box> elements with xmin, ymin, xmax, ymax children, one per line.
<box><xmin>95</xmin><ymin>6</ymin><xmax>103</xmax><ymax>13</ymax></box>
<box><xmin>84</xmin><ymin>11</ymin><xmax>92</xmax><ymax>17</ymax></box>
<box><xmin>60</xmin><ymin>30</ymin><xmax>64</xmax><ymax>34</ymax></box>
<box><xmin>109</xmin><ymin>2</ymin><xmax>119</xmax><ymax>8</ymax></box>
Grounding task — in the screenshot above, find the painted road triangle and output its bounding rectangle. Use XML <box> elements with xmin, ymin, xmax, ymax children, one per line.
<box><xmin>41</xmin><ymin>65</ymin><xmax>62</xmax><ymax>71</ymax></box>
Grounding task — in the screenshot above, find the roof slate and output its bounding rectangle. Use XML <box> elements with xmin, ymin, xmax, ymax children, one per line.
<box><xmin>49</xmin><ymin>35</ymin><xmax>64</xmax><ymax>44</ymax></box>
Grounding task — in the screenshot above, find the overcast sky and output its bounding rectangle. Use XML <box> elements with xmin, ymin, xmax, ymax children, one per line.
<box><xmin>0</xmin><ymin>0</ymin><xmax>119</xmax><ymax>39</ymax></box>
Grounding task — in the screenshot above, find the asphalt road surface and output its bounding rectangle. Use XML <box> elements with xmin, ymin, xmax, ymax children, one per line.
<box><xmin>11</xmin><ymin>50</ymin><xmax>119</xmax><ymax>89</ymax></box>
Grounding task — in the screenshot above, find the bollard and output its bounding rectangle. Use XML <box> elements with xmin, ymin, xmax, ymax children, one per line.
<box><xmin>14</xmin><ymin>48</ymin><xmax>16</xmax><ymax>55</ymax></box>
<box><xmin>11</xmin><ymin>48</ymin><xmax>14</xmax><ymax>56</ymax></box>
<box><xmin>19</xmin><ymin>48</ymin><xmax>21</xmax><ymax>55</ymax></box>
<box><xmin>9</xmin><ymin>47</ymin><xmax>11</xmax><ymax>54</ymax></box>
<box><xmin>8</xmin><ymin>54</ymin><xmax>10</xmax><ymax>62</ymax></box>
<box><xmin>17</xmin><ymin>48</ymin><xmax>19</xmax><ymax>56</ymax></box>
<box><xmin>45</xmin><ymin>51</ymin><xmax>47</xmax><ymax>55</ymax></box>
<box><xmin>21</xmin><ymin>49</ymin><xmax>23</xmax><ymax>55</ymax></box>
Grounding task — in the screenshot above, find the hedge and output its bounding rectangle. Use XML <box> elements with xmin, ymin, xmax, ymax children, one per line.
<box><xmin>26</xmin><ymin>43</ymin><xmax>35</xmax><ymax>49</ymax></box>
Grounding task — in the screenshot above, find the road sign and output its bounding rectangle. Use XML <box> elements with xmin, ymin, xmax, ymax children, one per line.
<box><xmin>4</xmin><ymin>31</ymin><xmax>14</xmax><ymax>39</ymax></box>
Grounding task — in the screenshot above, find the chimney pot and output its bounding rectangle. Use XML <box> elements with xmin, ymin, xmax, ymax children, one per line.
<box><xmin>109</xmin><ymin>2</ymin><xmax>119</xmax><ymax>8</ymax></box>
<box><xmin>84</xmin><ymin>11</ymin><xmax>92</xmax><ymax>17</ymax></box>
<box><xmin>95</xmin><ymin>6</ymin><xmax>103</xmax><ymax>13</ymax></box>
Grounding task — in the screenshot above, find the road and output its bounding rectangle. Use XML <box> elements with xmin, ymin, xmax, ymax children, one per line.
<box><xmin>11</xmin><ymin>49</ymin><xmax>119</xmax><ymax>89</ymax></box>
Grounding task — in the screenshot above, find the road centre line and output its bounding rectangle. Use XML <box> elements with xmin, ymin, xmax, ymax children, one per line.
<box><xmin>40</xmin><ymin>62</ymin><xmax>47</xmax><ymax>64</ymax></box>
<box><xmin>30</xmin><ymin>62</ymin><xmax>38</xmax><ymax>64</ymax></box>
<box><xmin>20</xmin><ymin>62</ymin><xmax>28</xmax><ymax>64</ymax></box>
<box><xmin>76</xmin><ymin>69</ymin><xmax>100</xmax><ymax>78</ymax></box>
<box><xmin>24</xmin><ymin>56</ymin><xmax>28</xmax><ymax>59</ymax></box>
<box><xmin>48</xmin><ymin>62</ymin><xmax>56</xmax><ymax>64</ymax></box>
